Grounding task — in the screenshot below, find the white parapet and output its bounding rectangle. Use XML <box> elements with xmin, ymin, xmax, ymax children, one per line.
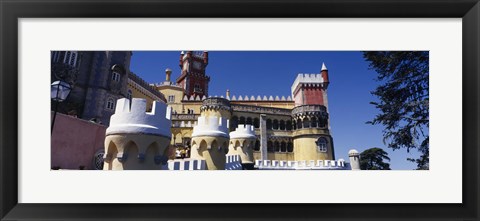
<box><xmin>254</xmin><ymin>159</ymin><xmax>351</xmax><ymax>170</ymax></box>
<box><xmin>229</xmin><ymin>124</ymin><xmax>256</xmax><ymax>139</ymax></box>
<box><xmin>166</xmin><ymin>155</ymin><xmax>242</xmax><ymax>170</ymax></box>
<box><xmin>106</xmin><ymin>98</ymin><xmax>171</xmax><ymax>137</ymax></box>
<box><xmin>191</xmin><ymin>116</ymin><xmax>229</xmax><ymax>138</ymax></box>
<box><xmin>167</xmin><ymin>159</ymin><xmax>206</xmax><ymax>170</ymax></box>
<box><xmin>225</xmin><ymin>155</ymin><xmax>242</xmax><ymax>170</ymax></box>
<box><xmin>291</xmin><ymin>73</ymin><xmax>326</xmax><ymax>95</ymax></box>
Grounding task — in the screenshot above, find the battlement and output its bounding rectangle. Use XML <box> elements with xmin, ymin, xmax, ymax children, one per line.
<box><xmin>254</xmin><ymin>159</ymin><xmax>351</xmax><ymax>170</ymax></box>
<box><xmin>167</xmin><ymin>159</ymin><xmax>206</xmax><ymax>170</ymax></box>
<box><xmin>225</xmin><ymin>155</ymin><xmax>243</xmax><ymax>170</ymax></box>
<box><xmin>106</xmin><ymin>98</ymin><xmax>171</xmax><ymax>137</ymax></box>
<box><xmin>291</xmin><ymin>73</ymin><xmax>327</xmax><ymax>95</ymax></box>
<box><xmin>229</xmin><ymin>95</ymin><xmax>293</xmax><ymax>102</ymax></box>
<box><xmin>230</xmin><ymin>124</ymin><xmax>256</xmax><ymax>139</ymax></box>
<box><xmin>191</xmin><ymin>116</ymin><xmax>229</xmax><ymax>138</ymax></box>
<box><xmin>166</xmin><ymin>155</ymin><xmax>242</xmax><ymax>170</ymax></box>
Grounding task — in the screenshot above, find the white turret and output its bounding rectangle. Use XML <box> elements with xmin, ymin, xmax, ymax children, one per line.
<box><xmin>348</xmin><ymin>149</ymin><xmax>361</xmax><ymax>170</ymax></box>
<box><xmin>191</xmin><ymin>116</ymin><xmax>229</xmax><ymax>138</ymax></box>
<box><xmin>106</xmin><ymin>98</ymin><xmax>171</xmax><ymax>137</ymax></box>
<box><xmin>228</xmin><ymin>124</ymin><xmax>257</xmax><ymax>169</ymax></box>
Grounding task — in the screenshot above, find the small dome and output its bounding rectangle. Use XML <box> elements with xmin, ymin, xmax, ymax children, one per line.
<box><xmin>165</xmin><ymin>68</ymin><xmax>172</xmax><ymax>72</ymax></box>
<box><xmin>348</xmin><ymin>149</ymin><xmax>359</xmax><ymax>156</ymax></box>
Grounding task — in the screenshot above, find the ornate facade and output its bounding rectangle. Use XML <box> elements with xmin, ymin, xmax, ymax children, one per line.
<box><xmin>52</xmin><ymin>51</ymin><xmax>358</xmax><ymax>170</ymax></box>
<box><xmin>157</xmin><ymin>51</ymin><xmax>337</xmax><ymax>167</ymax></box>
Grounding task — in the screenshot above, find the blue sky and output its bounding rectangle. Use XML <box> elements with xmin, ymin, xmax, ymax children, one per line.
<box><xmin>130</xmin><ymin>51</ymin><xmax>423</xmax><ymax>170</ymax></box>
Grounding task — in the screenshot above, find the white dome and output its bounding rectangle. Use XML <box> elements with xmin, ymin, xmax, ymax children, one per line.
<box><xmin>348</xmin><ymin>149</ymin><xmax>359</xmax><ymax>156</ymax></box>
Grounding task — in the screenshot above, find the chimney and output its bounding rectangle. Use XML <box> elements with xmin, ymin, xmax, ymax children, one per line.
<box><xmin>165</xmin><ymin>68</ymin><xmax>172</xmax><ymax>82</ymax></box>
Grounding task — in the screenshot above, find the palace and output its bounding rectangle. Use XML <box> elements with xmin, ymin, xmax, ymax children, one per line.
<box><xmin>51</xmin><ymin>51</ymin><xmax>359</xmax><ymax>170</ymax></box>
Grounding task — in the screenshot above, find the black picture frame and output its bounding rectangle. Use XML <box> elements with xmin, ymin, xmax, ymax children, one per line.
<box><xmin>1</xmin><ymin>0</ymin><xmax>479</xmax><ymax>220</ymax></box>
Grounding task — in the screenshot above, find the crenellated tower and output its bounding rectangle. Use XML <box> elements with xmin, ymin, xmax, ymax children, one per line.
<box><xmin>228</xmin><ymin>124</ymin><xmax>257</xmax><ymax>170</ymax></box>
<box><xmin>177</xmin><ymin>51</ymin><xmax>210</xmax><ymax>98</ymax></box>
<box><xmin>103</xmin><ymin>98</ymin><xmax>172</xmax><ymax>170</ymax></box>
<box><xmin>190</xmin><ymin>97</ymin><xmax>232</xmax><ymax>170</ymax></box>
<box><xmin>290</xmin><ymin>63</ymin><xmax>335</xmax><ymax>162</ymax></box>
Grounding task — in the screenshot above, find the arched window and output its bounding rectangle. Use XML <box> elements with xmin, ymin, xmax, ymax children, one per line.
<box><xmin>316</xmin><ymin>137</ymin><xmax>328</xmax><ymax>152</ymax></box>
<box><xmin>246</xmin><ymin>117</ymin><xmax>253</xmax><ymax>125</ymax></box>
<box><xmin>239</xmin><ymin>116</ymin><xmax>246</xmax><ymax>125</ymax></box>
<box><xmin>303</xmin><ymin>118</ymin><xmax>310</xmax><ymax>128</ymax></box>
<box><xmin>254</xmin><ymin>140</ymin><xmax>260</xmax><ymax>151</ymax></box>
<box><xmin>273</xmin><ymin>120</ymin><xmax>279</xmax><ymax>130</ymax></box>
<box><xmin>63</xmin><ymin>51</ymin><xmax>78</xmax><ymax>67</ymax></box>
<box><xmin>319</xmin><ymin>117</ymin><xmax>326</xmax><ymax>128</ymax></box>
<box><xmin>51</xmin><ymin>51</ymin><xmax>60</xmax><ymax>62</ymax></box>
<box><xmin>127</xmin><ymin>89</ymin><xmax>132</xmax><ymax>100</ymax></box>
<box><xmin>267</xmin><ymin>141</ymin><xmax>273</xmax><ymax>152</ymax></box>
<box><xmin>297</xmin><ymin>119</ymin><xmax>303</xmax><ymax>129</ymax></box>
<box><xmin>93</xmin><ymin>149</ymin><xmax>105</xmax><ymax>170</ymax></box>
<box><xmin>311</xmin><ymin>117</ymin><xmax>318</xmax><ymax>127</ymax></box>
<box><xmin>280</xmin><ymin>142</ymin><xmax>286</xmax><ymax>152</ymax></box>
<box><xmin>253</xmin><ymin>118</ymin><xmax>260</xmax><ymax>128</ymax></box>
<box><xmin>266</xmin><ymin>119</ymin><xmax>272</xmax><ymax>130</ymax></box>
<box><xmin>274</xmin><ymin>141</ymin><xmax>280</xmax><ymax>152</ymax></box>
<box><xmin>287</xmin><ymin>142</ymin><xmax>294</xmax><ymax>152</ymax></box>
<box><xmin>112</xmin><ymin>71</ymin><xmax>121</xmax><ymax>82</ymax></box>
<box><xmin>279</xmin><ymin>120</ymin><xmax>285</xmax><ymax>130</ymax></box>
<box><xmin>106</xmin><ymin>98</ymin><xmax>115</xmax><ymax>110</ymax></box>
<box><xmin>230</xmin><ymin>116</ymin><xmax>239</xmax><ymax>130</ymax></box>
<box><xmin>286</xmin><ymin>120</ymin><xmax>292</xmax><ymax>130</ymax></box>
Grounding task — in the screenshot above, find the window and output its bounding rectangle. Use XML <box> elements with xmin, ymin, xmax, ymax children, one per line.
<box><xmin>168</xmin><ymin>95</ymin><xmax>175</xmax><ymax>103</ymax></box>
<box><xmin>112</xmin><ymin>71</ymin><xmax>121</xmax><ymax>82</ymax></box>
<box><xmin>194</xmin><ymin>84</ymin><xmax>202</xmax><ymax>93</ymax></box>
<box><xmin>127</xmin><ymin>90</ymin><xmax>132</xmax><ymax>100</ymax></box>
<box><xmin>63</xmin><ymin>51</ymin><xmax>78</xmax><ymax>67</ymax></box>
<box><xmin>93</xmin><ymin>150</ymin><xmax>105</xmax><ymax>170</ymax></box>
<box><xmin>52</xmin><ymin>51</ymin><xmax>60</xmax><ymax>62</ymax></box>
<box><xmin>316</xmin><ymin>137</ymin><xmax>328</xmax><ymax>152</ymax></box>
<box><xmin>106</xmin><ymin>98</ymin><xmax>115</xmax><ymax>110</ymax></box>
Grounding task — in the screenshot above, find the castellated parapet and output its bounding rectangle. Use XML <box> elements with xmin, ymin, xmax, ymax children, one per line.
<box><xmin>228</xmin><ymin>124</ymin><xmax>256</xmax><ymax>168</ymax></box>
<box><xmin>191</xmin><ymin>116</ymin><xmax>229</xmax><ymax>138</ymax></box>
<box><xmin>291</xmin><ymin>73</ymin><xmax>327</xmax><ymax>94</ymax></box>
<box><xmin>103</xmin><ymin>98</ymin><xmax>172</xmax><ymax>170</ymax></box>
<box><xmin>106</xmin><ymin>98</ymin><xmax>171</xmax><ymax>136</ymax></box>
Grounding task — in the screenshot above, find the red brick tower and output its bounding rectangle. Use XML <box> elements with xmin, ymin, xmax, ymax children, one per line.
<box><xmin>176</xmin><ymin>51</ymin><xmax>210</xmax><ymax>97</ymax></box>
<box><xmin>291</xmin><ymin>63</ymin><xmax>330</xmax><ymax>108</ymax></box>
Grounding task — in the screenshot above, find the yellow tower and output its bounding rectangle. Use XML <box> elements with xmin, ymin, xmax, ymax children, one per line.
<box><xmin>103</xmin><ymin>98</ymin><xmax>172</xmax><ymax>170</ymax></box>
<box><xmin>190</xmin><ymin>98</ymin><xmax>231</xmax><ymax>170</ymax></box>
<box><xmin>291</xmin><ymin>105</ymin><xmax>334</xmax><ymax>161</ymax></box>
<box><xmin>290</xmin><ymin>67</ymin><xmax>335</xmax><ymax>162</ymax></box>
<box><xmin>228</xmin><ymin>124</ymin><xmax>256</xmax><ymax>170</ymax></box>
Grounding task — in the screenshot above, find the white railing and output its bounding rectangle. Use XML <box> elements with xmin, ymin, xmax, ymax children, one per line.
<box><xmin>254</xmin><ymin>159</ymin><xmax>350</xmax><ymax>170</ymax></box>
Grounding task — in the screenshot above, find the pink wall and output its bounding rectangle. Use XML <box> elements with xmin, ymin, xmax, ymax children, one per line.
<box><xmin>51</xmin><ymin>112</ymin><xmax>107</xmax><ymax>170</ymax></box>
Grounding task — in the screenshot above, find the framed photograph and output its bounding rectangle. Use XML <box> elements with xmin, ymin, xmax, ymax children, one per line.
<box><xmin>1</xmin><ymin>0</ymin><xmax>479</xmax><ymax>220</ymax></box>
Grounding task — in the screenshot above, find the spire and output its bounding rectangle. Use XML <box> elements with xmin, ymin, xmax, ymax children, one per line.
<box><xmin>321</xmin><ymin>62</ymin><xmax>328</xmax><ymax>71</ymax></box>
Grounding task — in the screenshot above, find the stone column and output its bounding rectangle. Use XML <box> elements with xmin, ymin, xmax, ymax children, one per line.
<box><xmin>260</xmin><ymin>114</ymin><xmax>268</xmax><ymax>161</ymax></box>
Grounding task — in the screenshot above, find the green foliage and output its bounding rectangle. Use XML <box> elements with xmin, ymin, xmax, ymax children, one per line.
<box><xmin>363</xmin><ymin>52</ymin><xmax>429</xmax><ymax>170</ymax></box>
<box><xmin>360</xmin><ymin>147</ymin><xmax>391</xmax><ymax>170</ymax></box>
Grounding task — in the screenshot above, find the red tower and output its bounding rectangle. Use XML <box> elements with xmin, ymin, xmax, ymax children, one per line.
<box><xmin>291</xmin><ymin>63</ymin><xmax>330</xmax><ymax>108</ymax></box>
<box><xmin>176</xmin><ymin>51</ymin><xmax>210</xmax><ymax>97</ymax></box>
